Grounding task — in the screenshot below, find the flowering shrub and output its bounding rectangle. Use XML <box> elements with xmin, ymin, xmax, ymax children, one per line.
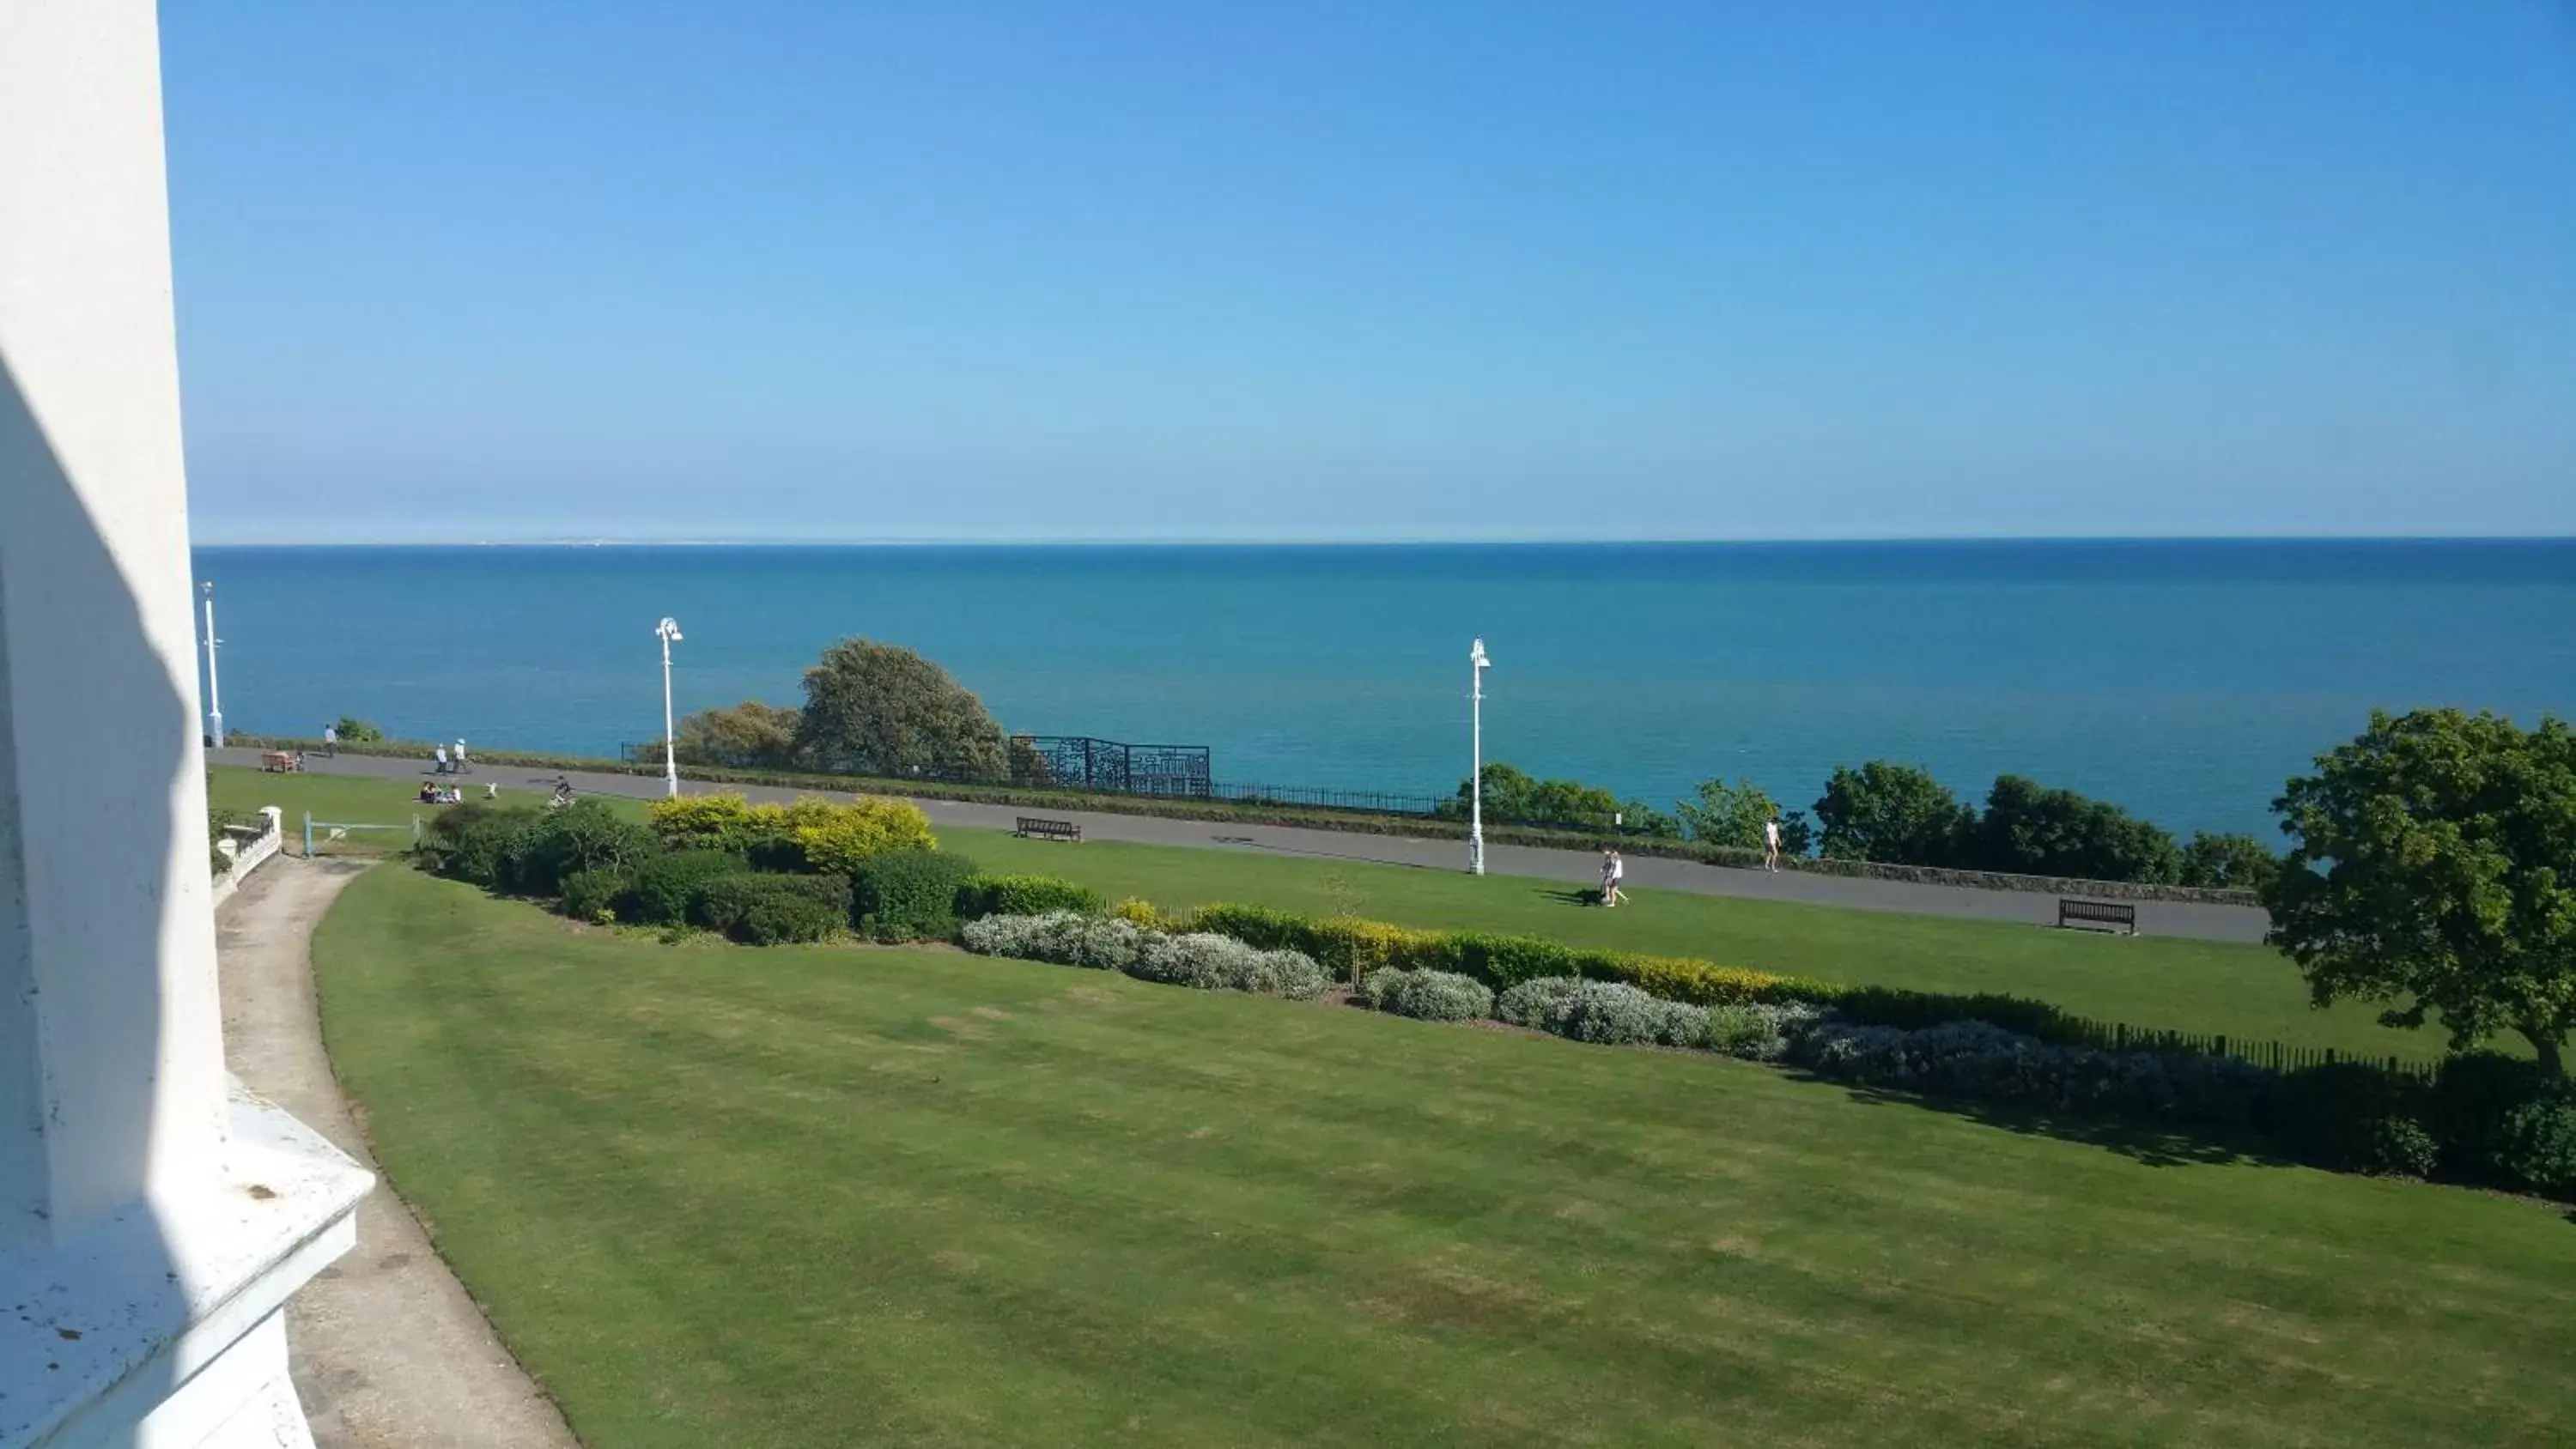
<box><xmin>1360</xmin><ymin>967</ymin><xmax>1495</xmax><ymax>1023</ymax></box>
<box><xmin>1789</xmin><ymin>1017</ymin><xmax>2273</xmax><ymax>1126</ymax></box>
<box><xmin>1497</xmin><ymin>976</ymin><xmax>1585</xmax><ymax>1029</ymax></box>
<box><xmin>1131</xmin><ymin>933</ymin><xmax>1328</xmax><ymax>999</ymax></box>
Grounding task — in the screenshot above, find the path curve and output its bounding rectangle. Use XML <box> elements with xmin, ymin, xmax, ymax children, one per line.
<box><xmin>216</xmin><ymin>747</ymin><xmax>2269</xmax><ymax>942</ymax></box>
<box><xmin>217</xmin><ymin>855</ymin><xmax>581</xmax><ymax>1449</ymax></box>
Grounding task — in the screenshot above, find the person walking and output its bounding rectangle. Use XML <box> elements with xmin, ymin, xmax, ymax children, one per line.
<box><xmin>453</xmin><ymin>738</ymin><xmax>469</xmax><ymax>774</ymax></box>
<box><xmin>1600</xmin><ymin>846</ymin><xmax>1618</xmax><ymax>906</ymax></box>
<box><xmin>433</xmin><ymin>743</ymin><xmax>448</xmax><ymax>775</ymax></box>
<box><xmin>321</xmin><ymin>723</ymin><xmax>337</xmax><ymax>758</ymax></box>
<box><xmin>1763</xmin><ymin>815</ymin><xmax>1783</xmax><ymax>873</ymax></box>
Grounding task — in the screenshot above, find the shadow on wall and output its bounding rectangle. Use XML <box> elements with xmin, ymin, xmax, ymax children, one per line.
<box><xmin>0</xmin><ymin>353</ymin><xmax>188</xmax><ymax>1437</ymax></box>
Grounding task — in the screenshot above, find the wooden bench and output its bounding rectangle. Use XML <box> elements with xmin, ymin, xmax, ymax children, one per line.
<box><xmin>1014</xmin><ymin>815</ymin><xmax>1083</xmax><ymax>843</ymax></box>
<box><xmin>2058</xmin><ymin>898</ymin><xmax>2137</xmax><ymax>936</ymax></box>
<box><xmin>259</xmin><ymin>750</ymin><xmax>301</xmax><ymax>773</ymax></box>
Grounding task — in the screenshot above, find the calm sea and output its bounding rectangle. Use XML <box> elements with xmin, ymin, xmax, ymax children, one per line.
<box><xmin>191</xmin><ymin>541</ymin><xmax>2576</xmax><ymax>839</ymax></box>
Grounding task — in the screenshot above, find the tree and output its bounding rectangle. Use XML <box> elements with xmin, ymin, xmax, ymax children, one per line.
<box><xmin>1973</xmin><ymin>775</ymin><xmax>2179</xmax><ymax>882</ymax></box>
<box><xmin>1676</xmin><ymin>777</ymin><xmax>1814</xmax><ymax>855</ymax></box>
<box><xmin>794</xmin><ymin>638</ymin><xmax>1008</xmax><ymax>781</ymax></box>
<box><xmin>1812</xmin><ymin>761</ymin><xmax>1974</xmax><ymax>865</ymax></box>
<box><xmin>332</xmin><ymin>715</ymin><xmax>385</xmax><ymax>743</ymax></box>
<box><xmin>2178</xmin><ymin>831</ymin><xmax>2280</xmax><ymax>893</ymax></box>
<box><xmin>1436</xmin><ymin>762</ymin><xmax>1680</xmax><ymax>836</ymax></box>
<box><xmin>667</xmin><ymin>700</ymin><xmax>804</xmax><ymax>770</ymax></box>
<box><xmin>2267</xmin><ymin>708</ymin><xmax>2576</xmax><ymax>1076</ymax></box>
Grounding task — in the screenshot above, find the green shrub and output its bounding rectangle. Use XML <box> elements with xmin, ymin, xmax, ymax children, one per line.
<box><xmin>512</xmin><ymin>800</ymin><xmax>660</xmax><ymax>897</ymax></box>
<box><xmin>2428</xmin><ymin>1052</ymin><xmax>2554</xmax><ymax>1184</ymax></box>
<box><xmin>849</xmin><ymin>848</ymin><xmax>981</xmax><ymax>941</ymax></box>
<box><xmin>2360</xmin><ymin>1116</ymin><xmax>2440</xmax><ymax>1179</ymax></box>
<box><xmin>955</xmin><ymin>874</ymin><xmax>1104</xmax><ymax>920</ymax></box>
<box><xmin>617</xmin><ymin>849</ymin><xmax>749</xmax><ymax>927</ymax></box>
<box><xmin>689</xmin><ymin>872</ymin><xmax>853</xmax><ymax>945</ymax></box>
<box><xmin>558</xmin><ymin>867</ymin><xmax>628</xmax><ymax>925</ymax></box>
<box><xmin>2265</xmin><ymin>1062</ymin><xmax>2434</xmax><ymax>1173</ymax></box>
<box><xmin>2497</xmin><ymin>1094</ymin><xmax>2576</xmax><ymax>1199</ymax></box>
<box><xmin>419</xmin><ymin>803</ymin><xmax>544</xmax><ymax>888</ymax></box>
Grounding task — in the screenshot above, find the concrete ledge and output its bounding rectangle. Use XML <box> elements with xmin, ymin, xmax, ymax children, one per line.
<box><xmin>0</xmin><ymin>1082</ymin><xmax>372</xmax><ymax>1448</ymax></box>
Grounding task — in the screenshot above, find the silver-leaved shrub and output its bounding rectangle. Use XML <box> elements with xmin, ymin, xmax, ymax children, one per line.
<box><xmin>1131</xmin><ymin>931</ymin><xmax>1328</xmax><ymax>998</ymax></box>
<box><xmin>1789</xmin><ymin>1017</ymin><xmax>2272</xmax><ymax>1125</ymax></box>
<box><xmin>1360</xmin><ymin>967</ymin><xmax>1495</xmax><ymax>1023</ymax></box>
<box><xmin>1496</xmin><ymin>976</ymin><xmax>1585</xmax><ymax>1029</ymax></box>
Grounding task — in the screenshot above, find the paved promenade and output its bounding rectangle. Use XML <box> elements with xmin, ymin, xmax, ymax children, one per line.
<box><xmin>213</xmin><ymin>748</ymin><xmax>2271</xmax><ymax>943</ymax></box>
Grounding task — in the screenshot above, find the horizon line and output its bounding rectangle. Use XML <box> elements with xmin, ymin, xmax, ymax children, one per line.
<box><xmin>188</xmin><ymin>532</ymin><xmax>2576</xmax><ymax>549</ymax></box>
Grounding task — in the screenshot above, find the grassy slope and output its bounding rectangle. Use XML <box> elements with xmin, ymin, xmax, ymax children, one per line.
<box><xmin>941</xmin><ymin>828</ymin><xmax>2447</xmax><ymax>1060</ymax></box>
<box><xmin>313</xmin><ymin>866</ymin><xmax>2574</xmax><ymax>1449</ymax></box>
<box><xmin>207</xmin><ymin>766</ymin><xmax>646</xmax><ymax>852</ymax></box>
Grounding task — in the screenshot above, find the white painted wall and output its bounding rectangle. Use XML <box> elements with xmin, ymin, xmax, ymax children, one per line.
<box><xmin>0</xmin><ymin>0</ymin><xmax>228</xmax><ymax>1243</ymax></box>
<box><xmin>210</xmin><ymin>809</ymin><xmax>287</xmax><ymax>909</ymax></box>
<box><xmin>1</xmin><ymin>5</ymin><xmax>372</xmax><ymax>1446</ymax></box>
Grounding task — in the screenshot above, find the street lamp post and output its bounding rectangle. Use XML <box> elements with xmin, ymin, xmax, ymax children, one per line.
<box><xmin>201</xmin><ymin>580</ymin><xmax>224</xmax><ymax>748</ymax></box>
<box><xmin>1468</xmin><ymin>636</ymin><xmax>1490</xmax><ymax>876</ymax></box>
<box><xmin>656</xmin><ymin>616</ymin><xmax>683</xmax><ymax>798</ymax></box>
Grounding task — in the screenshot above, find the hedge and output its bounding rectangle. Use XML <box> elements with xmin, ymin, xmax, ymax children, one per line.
<box><xmin>616</xmin><ymin>848</ymin><xmax>749</xmax><ymax>927</ymax></box>
<box><xmin>690</xmin><ymin>872</ymin><xmax>854</xmax><ymax>945</ymax></box>
<box><xmin>954</xmin><ymin>874</ymin><xmax>1106</xmax><ymax>920</ymax></box>
<box><xmin>849</xmin><ymin>849</ymin><xmax>981</xmax><ymax>942</ymax></box>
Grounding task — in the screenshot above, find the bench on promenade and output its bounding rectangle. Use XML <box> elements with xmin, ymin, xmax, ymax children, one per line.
<box><xmin>2058</xmin><ymin>898</ymin><xmax>2137</xmax><ymax>936</ymax></box>
<box><xmin>1015</xmin><ymin>815</ymin><xmax>1083</xmax><ymax>843</ymax></box>
<box><xmin>260</xmin><ymin>750</ymin><xmax>301</xmax><ymax>773</ymax></box>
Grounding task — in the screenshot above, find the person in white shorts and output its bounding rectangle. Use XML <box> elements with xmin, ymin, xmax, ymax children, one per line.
<box><xmin>1607</xmin><ymin>849</ymin><xmax>1626</xmax><ymax>906</ymax></box>
<box><xmin>1763</xmin><ymin>815</ymin><xmax>1783</xmax><ymax>873</ymax></box>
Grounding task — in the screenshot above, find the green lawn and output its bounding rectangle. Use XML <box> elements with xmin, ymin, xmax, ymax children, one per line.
<box><xmin>939</xmin><ymin>828</ymin><xmax>2451</xmax><ymax>1061</ymax></box>
<box><xmin>314</xmin><ymin>865</ymin><xmax>2574</xmax><ymax>1449</ymax></box>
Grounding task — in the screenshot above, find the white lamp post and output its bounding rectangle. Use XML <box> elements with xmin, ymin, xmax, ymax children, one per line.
<box><xmin>656</xmin><ymin>616</ymin><xmax>683</xmax><ymax>798</ymax></box>
<box><xmin>1468</xmin><ymin>636</ymin><xmax>1490</xmax><ymax>876</ymax></box>
<box><xmin>201</xmin><ymin>579</ymin><xmax>224</xmax><ymax>747</ymax></box>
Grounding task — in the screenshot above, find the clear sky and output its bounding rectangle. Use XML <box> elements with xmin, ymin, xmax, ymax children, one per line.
<box><xmin>160</xmin><ymin>3</ymin><xmax>2576</xmax><ymax>543</ymax></box>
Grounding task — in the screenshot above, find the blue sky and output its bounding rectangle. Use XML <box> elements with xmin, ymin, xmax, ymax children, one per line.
<box><xmin>161</xmin><ymin>2</ymin><xmax>2576</xmax><ymax>543</ymax></box>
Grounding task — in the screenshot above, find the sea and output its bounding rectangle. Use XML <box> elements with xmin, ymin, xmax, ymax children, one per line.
<box><xmin>191</xmin><ymin>540</ymin><xmax>2576</xmax><ymax>840</ymax></box>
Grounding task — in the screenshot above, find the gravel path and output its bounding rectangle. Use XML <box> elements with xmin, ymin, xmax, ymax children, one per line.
<box><xmin>218</xmin><ymin>747</ymin><xmax>2268</xmax><ymax>943</ymax></box>
<box><xmin>217</xmin><ymin>855</ymin><xmax>582</xmax><ymax>1449</ymax></box>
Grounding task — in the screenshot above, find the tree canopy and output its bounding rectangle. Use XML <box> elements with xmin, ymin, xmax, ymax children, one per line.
<box><xmin>1813</xmin><ymin>761</ymin><xmax>1973</xmax><ymax>864</ymax></box>
<box><xmin>1974</xmin><ymin>775</ymin><xmax>2180</xmax><ymax>882</ymax></box>
<box><xmin>1677</xmin><ymin>777</ymin><xmax>1814</xmax><ymax>854</ymax></box>
<box><xmin>666</xmin><ymin>700</ymin><xmax>805</xmax><ymax>771</ymax></box>
<box><xmin>794</xmin><ymin>638</ymin><xmax>1008</xmax><ymax>782</ymax></box>
<box><xmin>1437</xmin><ymin>763</ymin><xmax>1679</xmax><ymax>836</ymax></box>
<box><xmin>2266</xmin><ymin>708</ymin><xmax>2576</xmax><ymax>1076</ymax></box>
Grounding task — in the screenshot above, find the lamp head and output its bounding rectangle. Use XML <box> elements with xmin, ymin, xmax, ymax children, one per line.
<box><xmin>1469</xmin><ymin>637</ymin><xmax>1489</xmax><ymax>669</ymax></box>
<box><xmin>657</xmin><ymin>617</ymin><xmax>683</xmax><ymax>643</ymax></box>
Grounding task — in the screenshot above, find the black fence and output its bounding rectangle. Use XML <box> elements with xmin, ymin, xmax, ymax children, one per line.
<box><xmin>620</xmin><ymin>737</ymin><xmax>1453</xmax><ymax>820</ymax></box>
<box><xmin>2054</xmin><ymin>1017</ymin><xmax>2439</xmax><ymax>1082</ymax></box>
<box><xmin>1013</xmin><ymin>735</ymin><xmax>1212</xmax><ymax>797</ymax></box>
